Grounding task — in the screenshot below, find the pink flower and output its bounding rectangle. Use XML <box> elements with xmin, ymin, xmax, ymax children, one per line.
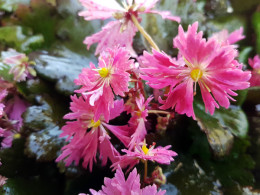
<box><xmin>128</xmin><ymin>94</ymin><xmax>153</xmax><ymax>149</ymax></box>
<box><xmin>248</xmin><ymin>55</ymin><xmax>260</xmax><ymax>87</ymax></box>
<box><xmin>0</xmin><ymin>127</ymin><xmax>15</xmax><ymax>149</ymax></box>
<box><xmin>75</xmin><ymin>47</ymin><xmax>134</xmax><ymax>122</ymax></box>
<box><xmin>88</xmin><ymin>166</ymin><xmax>165</xmax><ymax>195</ymax></box>
<box><xmin>1</xmin><ymin>49</ymin><xmax>36</xmax><ymax>82</ymax></box>
<box><xmin>79</xmin><ymin>0</ymin><xmax>180</xmax><ymax>55</ymax></box>
<box><xmin>56</xmin><ymin>95</ymin><xmax>131</xmax><ymax>172</ymax></box>
<box><xmin>0</xmin><ymin>175</ymin><xmax>7</xmax><ymax>187</ymax></box>
<box><xmin>0</xmin><ymin>93</ymin><xmax>25</xmax><ymax>148</ymax></box>
<box><xmin>0</xmin><ymin>90</ymin><xmax>7</xmax><ymax>117</ymax></box>
<box><xmin>85</xmin><ymin>20</ymin><xmax>138</xmax><ymax>56</ymax></box>
<box><xmin>211</xmin><ymin>27</ymin><xmax>245</xmax><ymax>46</ymax></box>
<box><xmin>141</xmin><ymin>22</ymin><xmax>251</xmax><ymax>118</ymax></box>
<box><xmin>4</xmin><ymin>95</ymin><xmax>28</xmax><ymax>130</ymax></box>
<box><xmin>112</xmin><ymin>142</ymin><xmax>177</xmax><ymax>172</ymax></box>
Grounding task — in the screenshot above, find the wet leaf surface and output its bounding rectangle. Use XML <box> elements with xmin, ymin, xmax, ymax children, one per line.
<box><xmin>213</xmin><ymin>107</ymin><xmax>249</xmax><ymax>138</ymax></box>
<box><xmin>23</xmin><ymin>103</ymin><xmax>53</xmax><ymax>132</ymax></box>
<box><xmin>194</xmin><ymin>103</ymin><xmax>234</xmax><ymax>156</ymax></box>
<box><xmin>166</xmin><ymin>157</ymin><xmax>223</xmax><ymax>195</ymax></box>
<box><xmin>30</xmin><ymin>50</ymin><xmax>95</xmax><ymax>95</ymax></box>
<box><xmin>25</xmin><ymin>125</ymin><xmax>64</xmax><ymax>162</ymax></box>
<box><xmin>22</xmin><ymin>96</ymin><xmax>66</xmax><ymax>161</ymax></box>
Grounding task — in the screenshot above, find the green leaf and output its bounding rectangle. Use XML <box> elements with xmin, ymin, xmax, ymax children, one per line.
<box><xmin>0</xmin><ymin>26</ymin><xmax>44</xmax><ymax>53</ymax></box>
<box><xmin>213</xmin><ymin>107</ymin><xmax>248</xmax><ymax>138</ymax></box>
<box><xmin>194</xmin><ymin>103</ymin><xmax>234</xmax><ymax>157</ymax></box>
<box><xmin>232</xmin><ymin>89</ymin><xmax>248</xmax><ymax>106</ymax></box>
<box><xmin>238</xmin><ymin>47</ymin><xmax>252</xmax><ymax>64</ymax></box>
<box><xmin>194</xmin><ymin>102</ymin><xmax>249</xmax><ymax>156</ymax></box>
<box><xmin>15</xmin><ymin>0</ymin><xmax>57</xmax><ymax>48</ymax></box>
<box><xmin>252</xmin><ymin>12</ymin><xmax>260</xmax><ymax>54</ymax></box>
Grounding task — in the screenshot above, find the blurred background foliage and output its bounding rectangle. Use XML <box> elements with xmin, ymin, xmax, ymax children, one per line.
<box><xmin>0</xmin><ymin>0</ymin><xmax>259</xmax><ymax>194</ymax></box>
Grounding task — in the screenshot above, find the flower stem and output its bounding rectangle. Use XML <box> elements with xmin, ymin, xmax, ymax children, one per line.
<box><xmin>148</xmin><ymin>110</ymin><xmax>170</xmax><ymax>115</ymax></box>
<box><xmin>131</xmin><ymin>15</ymin><xmax>160</xmax><ymax>51</ymax></box>
<box><xmin>144</xmin><ymin>160</ymin><xmax>148</xmax><ymax>181</ymax></box>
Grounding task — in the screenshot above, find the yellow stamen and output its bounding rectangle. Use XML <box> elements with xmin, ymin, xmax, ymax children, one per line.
<box><xmin>98</xmin><ymin>68</ymin><xmax>109</xmax><ymax>78</ymax></box>
<box><xmin>257</xmin><ymin>69</ymin><xmax>260</xmax><ymax>74</ymax></box>
<box><xmin>183</xmin><ymin>57</ymin><xmax>193</xmax><ymax>68</ymax></box>
<box><xmin>201</xmin><ymin>80</ymin><xmax>211</xmax><ymax>93</ymax></box>
<box><xmin>136</xmin><ymin>111</ymin><xmax>142</xmax><ymax>117</ymax></box>
<box><xmin>190</xmin><ymin>68</ymin><xmax>203</xmax><ymax>82</ymax></box>
<box><xmin>142</xmin><ymin>143</ymin><xmax>149</xmax><ymax>155</ymax></box>
<box><xmin>13</xmin><ymin>133</ymin><xmax>21</xmax><ymax>139</ymax></box>
<box><xmin>90</xmin><ymin>119</ymin><xmax>101</xmax><ymax>128</ymax></box>
<box><xmin>112</xmin><ymin>12</ymin><xmax>124</xmax><ymax>20</ymax></box>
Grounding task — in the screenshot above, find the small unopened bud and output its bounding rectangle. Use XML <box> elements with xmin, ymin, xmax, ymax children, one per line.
<box><xmin>156</xmin><ymin>115</ymin><xmax>170</xmax><ymax>134</ymax></box>
<box><xmin>151</xmin><ymin>166</ymin><xmax>166</xmax><ymax>186</ymax></box>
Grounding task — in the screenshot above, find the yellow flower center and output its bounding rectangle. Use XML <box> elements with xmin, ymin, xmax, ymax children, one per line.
<box><xmin>257</xmin><ymin>69</ymin><xmax>260</xmax><ymax>74</ymax></box>
<box><xmin>13</xmin><ymin>133</ymin><xmax>21</xmax><ymax>139</ymax></box>
<box><xmin>142</xmin><ymin>144</ymin><xmax>149</xmax><ymax>155</ymax></box>
<box><xmin>190</xmin><ymin>68</ymin><xmax>203</xmax><ymax>82</ymax></box>
<box><xmin>90</xmin><ymin>119</ymin><xmax>101</xmax><ymax>128</ymax></box>
<box><xmin>136</xmin><ymin>110</ymin><xmax>142</xmax><ymax>117</ymax></box>
<box><xmin>98</xmin><ymin>68</ymin><xmax>109</xmax><ymax>78</ymax></box>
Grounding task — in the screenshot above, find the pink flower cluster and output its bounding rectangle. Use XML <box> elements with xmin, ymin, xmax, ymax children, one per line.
<box><xmin>57</xmin><ymin>47</ymin><xmax>177</xmax><ymax>173</ymax></box>
<box><xmin>57</xmin><ymin>1</ymin><xmax>253</xmax><ymax>194</ymax></box>
<box><xmin>84</xmin><ymin>166</ymin><xmax>165</xmax><ymax>195</ymax></box>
